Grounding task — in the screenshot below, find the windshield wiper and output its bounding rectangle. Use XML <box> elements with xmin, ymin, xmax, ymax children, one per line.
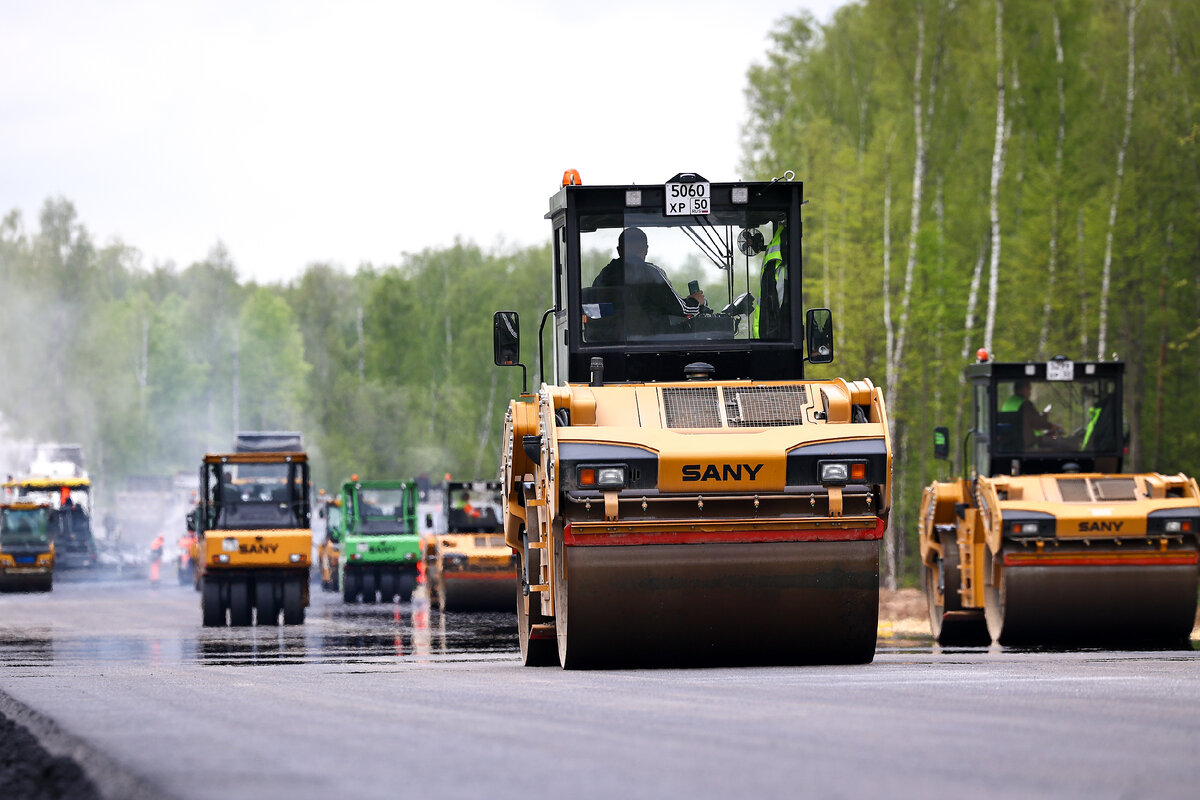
<box><xmin>682</xmin><ymin>217</ymin><xmax>732</xmax><ymax>272</ymax></box>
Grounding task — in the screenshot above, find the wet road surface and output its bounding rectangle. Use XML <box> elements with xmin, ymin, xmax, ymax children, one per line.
<box><xmin>1</xmin><ymin>579</ymin><xmax>1199</xmax><ymax>799</ymax></box>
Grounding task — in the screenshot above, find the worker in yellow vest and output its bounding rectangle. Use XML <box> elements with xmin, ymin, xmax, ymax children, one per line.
<box><xmin>752</xmin><ymin>225</ymin><xmax>786</xmax><ymax>339</ymax></box>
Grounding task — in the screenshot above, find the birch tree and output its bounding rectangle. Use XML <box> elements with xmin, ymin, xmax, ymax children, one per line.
<box><xmin>1096</xmin><ymin>0</ymin><xmax>1140</xmax><ymax>361</ymax></box>
<box><xmin>983</xmin><ymin>0</ymin><xmax>1007</xmax><ymax>355</ymax></box>
<box><xmin>1037</xmin><ymin>11</ymin><xmax>1067</xmax><ymax>359</ymax></box>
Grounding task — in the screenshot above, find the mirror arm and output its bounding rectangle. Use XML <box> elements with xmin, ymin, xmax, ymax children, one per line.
<box><xmin>961</xmin><ymin>429</ymin><xmax>977</xmax><ymax>480</ymax></box>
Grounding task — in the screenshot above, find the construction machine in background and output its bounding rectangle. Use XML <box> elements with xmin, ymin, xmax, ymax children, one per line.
<box><xmin>425</xmin><ymin>480</ymin><xmax>516</xmax><ymax>611</ymax></box>
<box><xmin>195</xmin><ymin>438</ymin><xmax>312</xmax><ymax>626</ymax></box>
<box><xmin>337</xmin><ymin>477</ymin><xmax>421</xmax><ymax>603</ymax></box>
<box><xmin>919</xmin><ymin>353</ymin><xmax>1200</xmax><ymax>647</ymax></box>
<box><xmin>494</xmin><ymin>171</ymin><xmax>892</xmax><ymax>668</ymax></box>
<box><xmin>2</xmin><ymin>476</ymin><xmax>96</xmax><ymax>570</ymax></box>
<box><xmin>178</xmin><ymin>507</ymin><xmax>197</xmax><ymax>586</ymax></box>
<box><xmin>234</xmin><ymin>431</ymin><xmax>305</xmax><ymax>454</ymax></box>
<box><xmin>0</xmin><ymin>502</ymin><xmax>55</xmax><ymax>591</ymax></box>
<box><xmin>315</xmin><ymin>490</ymin><xmax>343</xmax><ymax>592</ymax></box>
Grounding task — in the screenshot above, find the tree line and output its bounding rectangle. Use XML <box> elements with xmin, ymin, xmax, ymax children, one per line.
<box><xmin>0</xmin><ymin>203</ymin><xmax>547</xmax><ymax>504</ymax></box>
<box><xmin>743</xmin><ymin>0</ymin><xmax>1200</xmax><ymax>584</ymax></box>
<box><xmin>2</xmin><ymin>0</ymin><xmax>1196</xmax><ymax>586</ymax></box>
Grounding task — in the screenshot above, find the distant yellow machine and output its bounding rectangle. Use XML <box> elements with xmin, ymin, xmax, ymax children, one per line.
<box><xmin>919</xmin><ymin>354</ymin><xmax>1200</xmax><ymax>646</ymax></box>
<box><xmin>2</xmin><ymin>476</ymin><xmax>95</xmax><ymax>569</ymax></box>
<box><xmin>0</xmin><ymin>502</ymin><xmax>55</xmax><ymax>591</ymax></box>
<box><xmin>315</xmin><ymin>490</ymin><xmax>343</xmax><ymax>592</ymax></box>
<box><xmin>195</xmin><ymin>448</ymin><xmax>313</xmax><ymax>626</ymax></box>
<box><xmin>425</xmin><ymin>480</ymin><xmax>515</xmax><ymax>611</ymax></box>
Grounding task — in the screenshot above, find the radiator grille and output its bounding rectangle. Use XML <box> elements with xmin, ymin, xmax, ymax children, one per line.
<box><xmin>1057</xmin><ymin>477</ymin><xmax>1139</xmax><ymax>502</ymax></box>
<box><xmin>1093</xmin><ymin>477</ymin><xmax>1137</xmax><ymax>502</ymax></box>
<box><xmin>725</xmin><ymin>385</ymin><xmax>808</xmax><ymax>427</ymax></box>
<box><xmin>1057</xmin><ymin>478</ymin><xmax>1091</xmax><ymax>503</ymax></box>
<box><xmin>661</xmin><ymin>385</ymin><xmax>809</xmax><ymax>429</ymax></box>
<box><xmin>662</xmin><ymin>387</ymin><xmax>721</xmax><ymax>428</ymax></box>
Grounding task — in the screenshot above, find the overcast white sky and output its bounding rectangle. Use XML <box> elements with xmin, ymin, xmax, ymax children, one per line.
<box><xmin>1</xmin><ymin>0</ymin><xmax>844</xmax><ymax>283</ymax></box>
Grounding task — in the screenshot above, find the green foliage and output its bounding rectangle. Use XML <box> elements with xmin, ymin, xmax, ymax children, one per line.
<box><xmin>744</xmin><ymin>0</ymin><xmax>1200</xmax><ymax>581</ymax></box>
<box><xmin>0</xmin><ymin>213</ymin><xmax>556</xmax><ymax>507</ymax></box>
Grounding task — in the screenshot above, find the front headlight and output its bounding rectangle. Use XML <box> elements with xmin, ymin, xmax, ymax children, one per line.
<box><xmin>819</xmin><ymin>462</ymin><xmax>849</xmax><ymax>483</ymax></box>
<box><xmin>817</xmin><ymin>461</ymin><xmax>867</xmax><ymax>485</ymax></box>
<box><xmin>578</xmin><ymin>465</ymin><xmax>628</xmax><ymax>489</ymax></box>
<box><xmin>1147</xmin><ymin>511</ymin><xmax>1200</xmax><ymax>534</ymax></box>
<box><xmin>1003</xmin><ymin>512</ymin><xmax>1057</xmax><ymax>538</ymax></box>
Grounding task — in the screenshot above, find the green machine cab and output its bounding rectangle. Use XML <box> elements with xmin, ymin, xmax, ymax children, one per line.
<box><xmin>336</xmin><ymin>478</ymin><xmax>420</xmax><ymax>603</ymax></box>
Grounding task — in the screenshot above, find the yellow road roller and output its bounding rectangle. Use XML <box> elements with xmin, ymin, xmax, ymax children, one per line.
<box><xmin>494</xmin><ymin>171</ymin><xmax>892</xmax><ymax>668</ymax></box>
<box><xmin>919</xmin><ymin>353</ymin><xmax>1200</xmax><ymax>647</ymax></box>
<box><xmin>195</xmin><ymin>449</ymin><xmax>313</xmax><ymax>626</ymax></box>
<box><xmin>0</xmin><ymin>502</ymin><xmax>55</xmax><ymax>591</ymax></box>
<box><xmin>427</xmin><ymin>480</ymin><xmax>516</xmax><ymax>612</ymax></box>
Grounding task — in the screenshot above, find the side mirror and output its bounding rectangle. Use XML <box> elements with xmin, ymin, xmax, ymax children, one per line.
<box><xmin>425</xmin><ymin>513</ymin><xmax>433</xmax><ymax>528</ymax></box>
<box><xmin>494</xmin><ymin>311</ymin><xmax>520</xmax><ymax>366</ymax></box>
<box><xmin>185</xmin><ymin>511</ymin><xmax>196</xmax><ymax>532</ymax></box>
<box><xmin>805</xmin><ymin>308</ymin><xmax>834</xmax><ymax>364</ymax></box>
<box><xmin>933</xmin><ymin>426</ymin><xmax>950</xmax><ymax>460</ymax></box>
<box><xmin>493</xmin><ymin>310</ymin><xmax>527</xmax><ymax>393</ymax></box>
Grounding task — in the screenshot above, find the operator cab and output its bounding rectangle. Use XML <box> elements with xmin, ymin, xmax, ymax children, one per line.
<box><xmin>351</xmin><ymin>485</ymin><xmax>417</xmax><ymax>535</ymax></box>
<box><xmin>961</xmin><ymin>356</ymin><xmax>1123</xmax><ymax>477</ymax></box>
<box><xmin>445</xmin><ymin>481</ymin><xmax>503</xmax><ymax>534</ymax></box>
<box><xmin>200</xmin><ymin>455</ymin><xmax>311</xmax><ymax>532</ymax></box>
<box><xmin>495</xmin><ymin>172</ymin><xmax>832</xmax><ymax>385</ymax></box>
<box><xmin>0</xmin><ymin>504</ymin><xmax>52</xmax><ymax>553</ymax></box>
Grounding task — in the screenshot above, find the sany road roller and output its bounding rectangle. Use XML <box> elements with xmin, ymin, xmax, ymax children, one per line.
<box><xmin>426</xmin><ymin>480</ymin><xmax>517</xmax><ymax>612</ymax></box>
<box><xmin>195</xmin><ymin>449</ymin><xmax>313</xmax><ymax>626</ymax></box>
<box><xmin>919</xmin><ymin>352</ymin><xmax>1200</xmax><ymax>647</ymax></box>
<box><xmin>494</xmin><ymin>171</ymin><xmax>892</xmax><ymax>668</ymax></box>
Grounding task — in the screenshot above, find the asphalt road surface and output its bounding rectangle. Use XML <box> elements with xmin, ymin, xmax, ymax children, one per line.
<box><xmin>1</xmin><ymin>579</ymin><xmax>1198</xmax><ymax>800</ymax></box>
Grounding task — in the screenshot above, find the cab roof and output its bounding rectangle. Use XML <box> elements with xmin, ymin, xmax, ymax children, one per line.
<box><xmin>3</xmin><ymin>477</ymin><xmax>91</xmax><ymax>489</ymax></box>
<box><xmin>965</xmin><ymin>359</ymin><xmax>1123</xmax><ymax>382</ymax></box>
<box><xmin>202</xmin><ymin>452</ymin><xmax>308</xmax><ymax>464</ymax></box>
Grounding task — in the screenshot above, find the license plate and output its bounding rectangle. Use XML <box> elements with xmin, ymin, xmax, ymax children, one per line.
<box><xmin>665</xmin><ymin>181</ymin><xmax>710</xmax><ymax>215</ymax></box>
<box><xmin>15</xmin><ymin>555</ymin><xmax>35</xmax><ymax>564</ymax></box>
<box><xmin>1046</xmin><ymin>360</ymin><xmax>1074</xmax><ymax>381</ymax></box>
